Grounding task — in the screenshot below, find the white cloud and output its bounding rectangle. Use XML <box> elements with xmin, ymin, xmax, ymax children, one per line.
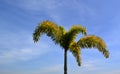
<box><xmin>81</xmin><ymin>60</ymin><xmax>102</xmax><ymax>71</ymax></box>
<box><xmin>0</xmin><ymin>30</ymin><xmax>51</xmax><ymax>64</ymax></box>
<box><xmin>0</xmin><ymin>64</ymin><xmax>63</xmax><ymax>74</ymax></box>
<box><xmin>3</xmin><ymin>0</ymin><xmax>95</xmax><ymax>24</ymax></box>
<box><xmin>82</xmin><ymin>63</ymin><xmax>96</xmax><ymax>71</ymax></box>
<box><xmin>0</xmin><ymin>47</ymin><xmax>49</xmax><ymax>64</ymax></box>
<box><xmin>5</xmin><ymin>0</ymin><xmax>63</xmax><ymax>12</ymax></box>
<box><xmin>96</xmin><ymin>69</ymin><xmax>120</xmax><ymax>74</ymax></box>
<box><xmin>33</xmin><ymin>64</ymin><xmax>63</xmax><ymax>74</ymax></box>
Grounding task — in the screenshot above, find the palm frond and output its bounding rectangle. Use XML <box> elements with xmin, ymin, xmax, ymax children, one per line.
<box><xmin>33</xmin><ymin>20</ymin><xmax>65</xmax><ymax>44</ymax></box>
<box><xmin>61</xmin><ymin>25</ymin><xmax>87</xmax><ymax>49</ymax></box>
<box><xmin>77</xmin><ymin>35</ymin><xmax>109</xmax><ymax>58</ymax></box>
<box><xmin>69</xmin><ymin>42</ymin><xmax>81</xmax><ymax>66</ymax></box>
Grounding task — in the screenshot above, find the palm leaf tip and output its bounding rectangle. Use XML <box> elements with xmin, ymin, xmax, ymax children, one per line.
<box><xmin>103</xmin><ymin>49</ymin><xmax>109</xmax><ymax>58</ymax></box>
<box><xmin>77</xmin><ymin>35</ymin><xmax>109</xmax><ymax>58</ymax></box>
<box><xmin>33</xmin><ymin>29</ymin><xmax>40</xmax><ymax>43</ymax></box>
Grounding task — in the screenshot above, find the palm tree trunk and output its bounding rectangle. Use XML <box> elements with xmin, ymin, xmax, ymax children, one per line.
<box><xmin>64</xmin><ymin>49</ymin><xmax>67</xmax><ymax>74</ymax></box>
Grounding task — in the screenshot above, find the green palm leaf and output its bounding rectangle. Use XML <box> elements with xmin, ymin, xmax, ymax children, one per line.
<box><xmin>69</xmin><ymin>42</ymin><xmax>81</xmax><ymax>66</ymax></box>
<box><xmin>77</xmin><ymin>35</ymin><xmax>109</xmax><ymax>58</ymax></box>
<box><xmin>33</xmin><ymin>20</ymin><xmax>65</xmax><ymax>44</ymax></box>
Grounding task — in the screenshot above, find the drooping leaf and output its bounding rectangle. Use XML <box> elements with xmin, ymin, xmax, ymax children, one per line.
<box><xmin>33</xmin><ymin>20</ymin><xmax>65</xmax><ymax>44</ymax></box>
<box><xmin>69</xmin><ymin>42</ymin><xmax>81</xmax><ymax>66</ymax></box>
<box><xmin>77</xmin><ymin>35</ymin><xmax>109</xmax><ymax>58</ymax></box>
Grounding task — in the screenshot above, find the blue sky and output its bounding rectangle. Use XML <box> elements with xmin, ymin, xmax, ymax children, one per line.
<box><xmin>0</xmin><ymin>0</ymin><xmax>120</xmax><ymax>74</ymax></box>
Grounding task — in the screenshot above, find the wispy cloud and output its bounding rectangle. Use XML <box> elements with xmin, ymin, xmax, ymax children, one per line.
<box><xmin>0</xmin><ymin>46</ymin><xmax>50</xmax><ymax>64</ymax></box>
<box><xmin>0</xmin><ymin>64</ymin><xmax>63</xmax><ymax>74</ymax></box>
<box><xmin>82</xmin><ymin>62</ymin><xmax>97</xmax><ymax>71</ymax></box>
<box><xmin>96</xmin><ymin>69</ymin><xmax>120</xmax><ymax>74</ymax></box>
<box><xmin>33</xmin><ymin>64</ymin><xmax>63</xmax><ymax>74</ymax></box>
<box><xmin>3</xmin><ymin>0</ymin><xmax>95</xmax><ymax>24</ymax></box>
<box><xmin>4</xmin><ymin>0</ymin><xmax>63</xmax><ymax>12</ymax></box>
<box><xmin>0</xmin><ymin>30</ymin><xmax>51</xmax><ymax>64</ymax></box>
<box><xmin>0</xmin><ymin>47</ymin><xmax>48</xmax><ymax>64</ymax></box>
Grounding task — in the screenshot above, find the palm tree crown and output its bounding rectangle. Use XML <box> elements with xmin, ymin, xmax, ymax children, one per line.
<box><xmin>33</xmin><ymin>20</ymin><xmax>109</xmax><ymax>74</ymax></box>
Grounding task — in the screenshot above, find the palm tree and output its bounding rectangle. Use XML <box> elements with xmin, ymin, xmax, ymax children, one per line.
<box><xmin>33</xmin><ymin>20</ymin><xmax>109</xmax><ymax>74</ymax></box>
